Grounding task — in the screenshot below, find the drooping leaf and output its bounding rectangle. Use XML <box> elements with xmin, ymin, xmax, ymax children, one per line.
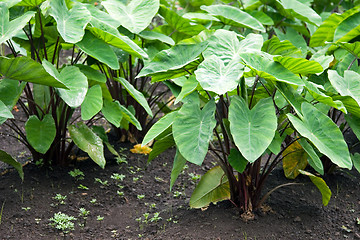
<box><xmin>77</xmin><ymin>31</ymin><xmax>119</xmax><ymax>70</ymax></box>
<box><xmin>114</xmin><ymin>77</ymin><xmax>152</xmax><ymax>117</ymax></box>
<box><xmin>0</xmin><ymin>150</ymin><xmax>23</xmax><ymax>180</ymax></box>
<box><xmin>240</xmin><ymin>52</ymin><xmax>304</xmax><ymax>86</ymax></box>
<box><xmin>148</xmin><ymin>132</ymin><xmax>175</xmax><ymax>162</ymax></box>
<box><xmin>201</xmin><ymin>5</ymin><xmax>265</xmax><ymax>32</ymax></box>
<box><xmin>142</xmin><ymin>111</ymin><xmax>177</xmax><ymax>146</ymax></box>
<box><xmin>0</xmin><ymin>3</ymin><xmax>35</xmax><ymax>45</ymax></box>
<box><xmin>170</xmin><ymin>149</ymin><xmax>187</xmax><ymax>191</ymax></box>
<box><xmin>299</xmin><ymin>170</ymin><xmax>331</xmax><ymax>206</ymax></box>
<box><xmin>298</xmin><ymin>138</ymin><xmax>324</xmax><ymax>175</ymax></box>
<box><xmin>68</xmin><ymin>122</ymin><xmax>105</xmax><ymax>168</ymax></box>
<box><xmin>228</xmin><ymin>148</ymin><xmax>248</xmax><ymax>173</ymax></box>
<box><xmin>287</xmin><ymin>102</ymin><xmax>352</xmax><ymax>169</ymax></box>
<box><xmin>86</xmin><ymin>5</ymin><xmax>148</xmax><ymax>59</ymax></box>
<box><xmin>25</xmin><ymin>114</ymin><xmax>56</xmax><ymax>154</ymax></box>
<box><xmin>49</xmin><ymin>0</ymin><xmax>90</xmax><ymax>43</ymax></box>
<box><xmin>352</xmin><ymin>153</ymin><xmax>360</xmax><ymax>173</ymax></box>
<box><xmin>282</xmin><ymin>141</ymin><xmax>308</xmax><ymax>179</ymax></box>
<box><xmin>0</xmin><ymin>100</ymin><xmax>13</xmax><ymax>119</ymax></box>
<box><xmin>138</xmin><ymin>31</ymin><xmax>175</xmax><ymax>45</ymax></box>
<box><xmin>273</xmin><ymin>56</ymin><xmax>323</xmax><ymax>75</ymax></box>
<box><xmin>328</xmin><ymin>70</ymin><xmax>360</xmax><ymax>107</ymax></box>
<box><xmin>229</xmin><ymin>96</ymin><xmax>277</xmax><ymax>162</ymax></box>
<box><xmin>248</xmin><ymin>10</ymin><xmax>274</xmax><ymax>26</ymax></box>
<box><xmin>137</xmin><ymin>41</ymin><xmax>208</xmax><ymax>82</ymax></box>
<box><xmin>190</xmin><ymin>166</ymin><xmax>230</xmax><ymax>209</ymax></box>
<box><xmin>81</xmin><ymin>85</ymin><xmax>103</xmax><ymax>120</ymax></box>
<box><xmin>277</xmin><ymin>0</ymin><xmax>322</xmax><ymax>26</ymax></box>
<box><xmin>0</xmin><ymin>57</ymin><xmax>66</xmax><ymax>88</ymax></box>
<box><xmin>101</xmin><ymin>99</ymin><xmax>123</xmax><ymax>128</ymax></box>
<box><xmin>195</xmin><ymin>57</ymin><xmax>243</xmax><ymax>95</ymax></box>
<box><xmin>175</xmin><ymin>76</ymin><xmax>198</xmax><ymax>104</ymax></box>
<box><xmin>173</xmin><ymin>97</ymin><xmax>216</xmax><ymax>165</ymax></box>
<box><xmin>102</xmin><ymin>0</ymin><xmax>159</xmax><ymax>34</ymax></box>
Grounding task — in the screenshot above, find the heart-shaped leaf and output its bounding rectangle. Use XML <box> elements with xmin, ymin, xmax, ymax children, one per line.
<box><xmin>0</xmin><ymin>3</ymin><xmax>35</xmax><ymax>45</ymax></box>
<box><xmin>102</xmin><ymin>0</ymin><xmax>159</xmax><ymax>34</ymax></box>
<box><xmin>190</xmin><ymin>166</ymin><xmax>230</xmax><ymax>209</ymax></box>
<box><xmin>68</xmin><ymin>122</ymin><xmax>105</xmax><ymax>168</ymax></box>
<box><xmin>49</xmin><ymin>0</ymin><xmax>90</xmax><ymax>43</ymax></box>
<box><xmin>195</xmin><ymin>57</ymin><xmax>242</xmax><ymax>95</ymax></box>
<box><xmin>173</xmin><ymin>97</ymin><xmax>216</xmax><ymax>165</ymax></box>
<box><xmin>287</xmin><ymin>102</ymin><xmax>352</xmax><ymax>169</ymax></box>
<box><xmin>81</xmin><ymin>85</ymin><xmax>103</xmax><ymax>120</ymax></box>
<box><xmin>229</xmin><ymin>96</ymin><xmax>277</xmax><ymax>162</ymax></box>
<box><xmin>328</xmin><ymin>70</ymin><xmax>360</xmax><ymax>107</ymax></box>
<box><xmin>0</xmin><ymin>150</ymin><xmax>23</xmax><ymax>180</ymax></box>
<box><xmin>25</xmin><ymin>114</ymin><xmax>56</xmax><ymax>154</ymax></box>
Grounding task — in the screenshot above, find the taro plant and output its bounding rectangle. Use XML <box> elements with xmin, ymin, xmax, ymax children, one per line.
<box><xmin>0</xmin><ymin>0</ymin><xmax>170</xmax><ymax>170</ymax></box>
<box><xmin>141</xmin><ymin>1</ymin><xmax>360</xmax><ymax>217</ymax></box>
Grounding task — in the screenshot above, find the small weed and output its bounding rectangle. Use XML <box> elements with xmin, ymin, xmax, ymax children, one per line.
<box><xmin>150</xmin><ymin>212</ymin><xmax>162</xmax><ymax>223</ymax></box>
<box><xmin>22</xmin><ymin>207</ymin><xmax>31</xmax><ymax>211</ymax></box>
<box><xmin>96</xmin><ymin>215</ymin><xmax>104</xmax><ymax>227</ymax></box>
<box><xmin>68</xmin><ymin>169</ymin><xmax>85</xmax><ymax>181</ymax></box>
<box><xmin>156</xmin><ymin>193</ymin><xmax>162</xmax><ymax>197</ymax></box>
<box><xmin>173</xmin><ymin>191</ymin><xmax>183</xmax><ymax>198</ymax></box>
<box><xmin>49</xmin><ymin>212</ymin><xmax>76</xmax><ymax>234</ymax></box>
<box><xmin>117</xmin><ymin>184</ymin><xmax>125</xmax><ymax>189</ymax></box>
<box><xmin>111</xmin><ymin>173</ymin><xmax>125</xmax><ymax>181</ymax></box>
<box><xmin>356</xmin><ymin>217</ymin><xmax>360</xmax><ymax>225</ymax></box>
<box><xmin>78</xmin><ymin>184</ymin><xmax>89</xmax><ymax>190</ymax></box>
<box><xmin>188</xmin><ymin>172</ymin><xmax>201</xmax><ymax>182</ymax></box>
<box><xmin>53</xmin><ymin>194</ymin><xmax>67</xmax><ymax>205</ymax></box>
<box><xmin>116</xmin><ymin>157</ymin><xmax>128</xmax><ymax>165</ymax></box>
<box><xmin>95</xmin><ymin>178</ymin><xmax>108</xmax><ymax>186</ymax></box>
<box><xmin>154</xmin><ymin>176</ymin><xmax>165</xmax><ymax>182</ymax></box>
<box><xmin>78</xmin><ymin>208</ymin><xmax>90</xmax><ymax>228</ymax></box>
<box><xmin>90</xmin><ymin>198</ymin><xmax>97</xmax><ymax>204</ymax></box>
<box><xmin>117</xmin><ymin>191</ymin><xmax>124</xmax><ymax>197</ymax></box>
<box><xmin>137</xmin><ymin>194</ymin><xmax>145</xmax><ymax>200</ymax></box>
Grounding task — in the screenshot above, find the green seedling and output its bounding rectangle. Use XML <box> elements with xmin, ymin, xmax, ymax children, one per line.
<box><xmin>150</xmin><ymin>212</ymin><xmax>162</xmax><ymax>223</ymax></box>
<box><xmin>78</xmin><ymin>184</ymin><xmax>89</xmax><ymax>190</ymax></box>
<box><xmin>96</xmin><ymin>215</ymin><xmax>104</xmax><ymax>227</ymax></box>
<box><xmin>188</xmin><ymin>173</ymin><xmax>201</xmax><ymax>182</ymax></box>
<box><xmin>95</xmin><ymin>178</ymin><xmax>108</xmax><ymax>186</ymax></box>
<box><xmin>117</xmin><ymin>191</ymin><xmax>124</xmax><ymax>197</ymax></box>
<box><xmin>49</xmin><ymin>212</ymin><xmax>76</xmax><ymax>234</ymax></box>
<box><xmin>357</xmin><ymin>218</ymin><xmax>360</xmax><ymax>225</ymax></box>
<box><xmin>116</xmin><ymin>156</ymin><xmax>128</xmax><ymax>165</ymax></box>
<box><xmin>173</xmin><ymin>191</ymin><xmax>183</xmax><ymax>198</ymax></box>
<box><xmin>53</xmin><ymin>194</ymin><xmax>67</xmax><ymax>205</ymax></box>
<box><xmin>137</xmin><ymin>194</ymin><xmax>145</xmax><ymax>200</ymax></box>
<box><xmin>90</xmin><ymin>198</ymin><xmax>97</xmax><ymax>204</ymax></box>
<box><xmin>117</xmin><ymin>184</ymin><xmax>125</xmax><ymax>189</ymax></box>
<box><xmin>22</xmin><ymin>207</ymin><xmax>31</xmax><ymax>212</ymax></box>
<box><xmin>68</xmin><ymin>169</ymin><xmax>85</xmax><ymax>181</ymax></box>
<box><xmin>78</xmin><ymin>208</ymin><xmax>90</xmax><ymax>228</ymax></box>
<box><xmin>154</xmin><ymin>176</ymin><xmax>165</xmax><ymax>182</ymax></box>
<box><xmin>111</xmin><ymin>173</ymin><xmax>125</xmax><ymax>181</ymax></box>
<box><xmin>156</xmin><ymin>193</ymin><xmax>162</xmax><ymax>197</ymax></box>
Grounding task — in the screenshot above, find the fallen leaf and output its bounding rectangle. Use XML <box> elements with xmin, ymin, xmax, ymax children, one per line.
<box><xmin>130</xmin><ymin>144</ymin><xmax>152</xmax><ymax>155</ymax></box>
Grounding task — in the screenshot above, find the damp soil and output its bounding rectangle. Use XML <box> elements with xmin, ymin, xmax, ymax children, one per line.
<box><xmin>0</xmin><ymin>115</ymin><xmax>360</xmax><ymax>240</ymax></box>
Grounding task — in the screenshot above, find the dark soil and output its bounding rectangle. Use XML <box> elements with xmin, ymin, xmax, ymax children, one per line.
<box><xmin>0</xmin><ymin>135</ymin><xmax>360</xmax><ymax>240</ymax></box>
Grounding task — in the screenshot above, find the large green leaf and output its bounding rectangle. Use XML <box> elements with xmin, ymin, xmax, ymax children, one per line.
<box><xmin>240</xmin><ymin>52</ymin><xmax>304</xmax><ymax>86</ymax></box>
<box><xmin>142</xmin><ymin>111</ymin><xmax>177</xmax><ymax>146</ymax></box>
<box><xmin>138</xmin><ymin>31</ymin><xmax>175</xmax><ymax>46</ymax></box>
<box><xmin>328</xmin><ymin>70</ymin><xmax>360</xmax><ymax>107</ymax></box>
<box><xmin>310</xmin><ymin>6</ymin><xmax>360</xmax><ymax>47</ymax></box>
<box><xmin>25</xmin><ymin>114</ymin><xmax>56</xmax><ymax>154</ymax></box>
<box><xmin>345</xmin><ymin>114</ymin><xmax>360</xmax><ymax>142</ymax></box>
<box><xmin>299</xmin><ymin>138</ymin><xmax>324</xmax><ymax>175</ymax></box>
<box><xmin>282</xmin><ymin>141</ymin><xmax>308</xmax><ymax>179</ymax></box>
<box><xmin>228</xmin><ymin>148</ymin><xmax>248</xmax><ymax>173</ymax></box>
<box><xmin>173</xmin><ymin>97</ymin><xmax>216</xmax><ymax>165</ymax></box>
<box><xmin>337</xmin><ymin>42</ymin><xmax>360</xmax><ymax>59</ymax></box>
<box><xmin>85</xmin><ymin>5</ymin><xmax>148</xmax><ymax>59</ymax></box>
<box><xmin>299</xmin><ymin>170</ymin><xmax>331</xmax><ymax>206</ymax></box>
<box><xmin>102</xmin><ymin>0</ymin><xmax>159</xmax><ymax>34</ymax></box>
<box><xmin>170</xmin><ymin>149</ymin><xmax>187</xmax><ymax>191</ymax></box>
<box><xmin>273</xmin><ymin>56</ymin><xmax>323</xmax><ymax>75</ymax></box>
<box><xmin>201</xmin><ymin>5</ymin><xmax>265</xmax><ymax>32</ymax></box>
<box><xmin>287</xmin><ymin>102</ymin><xmax>352</xmax><ymax>169</ymax></box>
<box><xmin>277</xmin><ymin>0</ymin><xmax>322</xmax><ymax>26</ymax></box>
<box><xmin>101</xmin><ymin>99</ymin><xmax>123</xmax><ymax>128</ymax></box>
<box><xmin>0</xmin><ymin>57</ymin><xmax>66</xmax><ymax>88</ymax></box>
<box><xmin>0</xmin><ymin>3</ymin><xmax>34</xmax><ymax>45</ymax></box>
<box><xmin>175</xmin><ymin>76</ymin><xmax>198</xmax><ymax>104</ymax></box>
<box><xmin>229</xmin><ymin>96</ymin><xmax>277</xmax><ymax>162</ymax></box>
<box><xmin>77</xmin><ymin>31</ymin><xmax>119</xmax><ymax>70</ymax></box>
<box><xmin>148</xmin><ymin>132</ymin><xmax>175</xmax><ymax>162</ymax></box>
<box><xmin>119</xmin><ymin>104</ymin><xmax>142</xmax><ymax>130</ymax></box>
<box><xmin>190</xmin><ymin>166</ymin><xmax>230</xmax><ymax>209</ymax></box>
<box><xmin>0</xmin><ymin>100</ymin><xmax>13</xmax><ymax>119</ymax></box>
<box><xmin>262</xmin><ymin>37</ymin><xmax>302</xmax><ymax>57</ymax></box>
<box><xmin>42</xmin><ymin>61</ymin><xmax>88</xmax><ymax>108</ymax></box>
<box><xmin>195</xmin><ymin>57</ymin><xmax>243</xmax><ymax>95</ymax></box>
<box><xmin>0</xmin><ymin>79</ymin><xmax>25</xmax><ymax>124</ymax></box>
<box><xmin>275</xmin><ymin>82</ymin><xmax>305</xmax><ymax>117</ymax></box>
<box><xmin>137</xmin><ymin>41</ymin><xmax>208</xmax><ymax>81</ymax></box>
<box><xmin>68</xmin><ymin>122</ymin><xmax>105</xmax><ymax>168</ymax></box>
<box><xmin>49</xmin><ymin>0</ymin><xmax>90</xmax><ymax>43</ymax></box>
<box><xmin>114</xmin><ymin>77</ymin><xmax>152</xmax><ymax>117</ymax></box>
<box><xmin>16</xmin><ymin>0</ymin><xmax>46</xmax><ymax>6</ymax></box>
<box><xmin>81</xmin><ymin>85</ymin><xmax>103</xmax><ymax>120</ymax></box>
<box><xmin>75</xmin><ymin>64</ymin><xmax>106</xmax><ymax>83</ymax></box>
<box><xmin>0</xmin><ymin>150</ymin><xmax>23</xmax><ymax>180</ymax></box>
<box><xmin>333</xmin><ymin>12</ymin><xmax>360</xmax><ymax>43</ymax></box>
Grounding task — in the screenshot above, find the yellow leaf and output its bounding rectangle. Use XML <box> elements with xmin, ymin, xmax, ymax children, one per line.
<box><xmin>130</xmin><ymin>144</ymin><xmax>152</xmax><ymax>155</ymax></box>
<box><xmin>282</xmin><ymin>141</ymin><xmax>308</xmax><ymax>179</ymax></box>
